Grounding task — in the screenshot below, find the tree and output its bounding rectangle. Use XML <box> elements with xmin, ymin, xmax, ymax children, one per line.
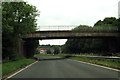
<box><xmin>94</xmin><ymin>17</ymin><xmax>117</xmax><ymax>27</ymax></box>
<box><xmin>2</xmin><ymin>2</ymin><xmax>39</xmax><ymax>35</ymax></box>
<box><xmin>52</xmin><ymin>45</ymin><xmax>60</xmax><ymax>54</ymax></box>
<box><xmin>2</xmin><ymin>2</ymin><xmax>39</xmax><ymax>60</ymax></box>
<box><xmin>46</xmin><ymin>48</ymin><xmax>52</xmax><ymax>54</ymax></box>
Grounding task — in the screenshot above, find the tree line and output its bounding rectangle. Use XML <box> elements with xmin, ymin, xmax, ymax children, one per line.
<box><xmin>62</xmin><ymin>17</ymin><xmax>120</xmax><ymax>56</ymax></box>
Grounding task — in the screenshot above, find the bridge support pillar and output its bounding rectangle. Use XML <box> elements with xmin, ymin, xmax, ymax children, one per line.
<box><xmin>18</xmin><ymin>39</ymin><xmax>25</xmax><ymax>56</ymax></box>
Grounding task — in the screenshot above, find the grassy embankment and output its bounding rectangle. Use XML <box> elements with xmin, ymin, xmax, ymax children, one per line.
<box><xmin>69</xmin><ymin>56</ymin><xmax>120</xmax><ymax>70</ymax></box>
<box><xmin>0</xmin><ymin>63</ymin><xmax>2</xmax><ymax>79</ymax></box>
<box><xmin>2</xmin><ymin>59</ymin><xmax>35</xmax><ymax>77</ymax></box>
<box><xmin>34</xmin><ymin>53</ymin><xmax>120</xmax><ymax>70</ymax></box>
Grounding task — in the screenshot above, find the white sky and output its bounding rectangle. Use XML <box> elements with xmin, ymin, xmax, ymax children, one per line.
<box><xmin>25</xmin><ymin>0</ymin><xmax>120</xmax><ymax>45</ymax></box>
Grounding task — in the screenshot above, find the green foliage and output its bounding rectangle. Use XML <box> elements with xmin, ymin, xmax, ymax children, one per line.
<box><xmin>46</xmin><ymin>48</ymin><xmax>52</xmax><ymax>54</ymax></box>
<box><xmin>72</xmin><ymin>17</ymin><xmax>119</xmax><ymax>33</ymax></box>
<box><xmin>70</xmin><ymin>56</ymin><xmax>120</xmax><ymax>70</ymax></box>
<box><xmin>2</xmin><ymin>2</ymin><xmax>39</xmax><ymax>60</ymax></box>
<box><xmin>52</xmin><ymin>45</ymin><xmax>60</xmax><ymax>54</ymax></box>
<box><xmin>63</xmin><ymin>38</ymin><xmax>107</xmax><ymax>54</ymax></box>
<box><xmin>62</xmin><ymin>17</ymin><xmax>120</xmax><ymax>55</ymax></box>
<box><xmin>2</xmin><ymin>2</ymin><xmax>39</xmax><ymax>35</ymax></box>
<box><xmin>72</xmin><ymin>25</ymin><xmax>92</xmax><ymax>32</ymax></box>
<box><xmin>2</xmin><ymin>59</ymin><xmax>35</xmax><ymax>76</ymax></box>
<box><xmin>94</xmin><ymin>17</ymin><xmax>116</xmax><ymax>26</ymax></box>
<box><xmin>0</xmin><ymin>64</ymin><xmax>2</xmax><ymax>77</ymax></box>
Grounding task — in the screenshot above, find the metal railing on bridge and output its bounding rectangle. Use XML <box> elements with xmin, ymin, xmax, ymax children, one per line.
<box><xmin>37</xmin><ymin>25</ymin><xmax>77</xmax><ymax>31</ymax></box>
<box><xmin>36</xmin><ymin>25</ymin><xmax>119</xmax><ymax>32</ymax></box>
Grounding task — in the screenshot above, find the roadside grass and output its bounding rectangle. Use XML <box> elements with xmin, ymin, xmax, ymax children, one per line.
<box><xmin>70</xmin><ymin>56</ymin><xmax>120</xmax><ymax>70</ymax></box>
<box><xmin>0</xmin><ymin>63</ymin><xmax>2</xmax><ymax>78</ymax></box>
<box><xmin>2</xmin><ymin>59</ymin><xmax>35</xmax><ymax>76</ymax></box>
<box><xmin>34</xmin><ymin>53</ymin><xmax>70</xmax><ymax>58</ymax></box>
<box><xmin>34</xmin><ymin>53</ymin><xmax>53</xmax><ymax>57</ymax></box>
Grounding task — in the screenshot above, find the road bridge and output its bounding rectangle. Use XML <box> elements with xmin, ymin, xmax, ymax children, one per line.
<box><xmin>22</xmin><ymin>30</ymin><xmax>120</xmax><ymax>39</ymax></box>
<box><xmin>19</xmin><ymin>30</ymin><xmax>120</xmax><ymax>57</ymax></box>
<box><xmin>19</xmin><ymin>25</ymin><xmax>120</xmax><ymax>57</ymax></box>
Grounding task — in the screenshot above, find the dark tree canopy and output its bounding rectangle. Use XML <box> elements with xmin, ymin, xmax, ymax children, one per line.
<box><xmin>2</xmin><ymin>2</ymin><xmax>39</xmax><ymax>35</ymax></box>
<box><xmin>62</xmin><ymin>17</ymin><xmax>120</xmax><ymax>56</ymax></box>
<box><xmin>2</xmin><ymin>2</ymin><xmax>39</xmax><ymax>60</ymax></box>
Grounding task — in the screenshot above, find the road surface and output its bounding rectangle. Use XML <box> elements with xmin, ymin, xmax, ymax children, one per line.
<box><xmin>8</xmin><ymin>56</ymin><xmax>119</xmax><ymax>79</ymax></box>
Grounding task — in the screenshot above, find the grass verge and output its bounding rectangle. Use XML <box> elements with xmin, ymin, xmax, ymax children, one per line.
<box><xmin>2</xmin><ymin>59</ymin><xmax>35</xmax><ymax>77</ymax></box>
<box><xmin>34</xmin><ymin>53</ymin><xmax>54</xmax><ymax>57</ymax></box>
<box><xmin>34</xmin><ymin>53</ymin><xmax>69</xmax><ymax>58</ymax></box>
<box><xmin>0</xmin><ymin>63</ymin><xmax>2</xmax><ymax>79</ymax></box>
<box><xmin>70</xmin><ymin>56</ymin><xmax>120</xmax><ymax>70</ymax></box>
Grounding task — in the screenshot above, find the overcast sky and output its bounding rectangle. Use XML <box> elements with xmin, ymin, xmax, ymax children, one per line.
<box><xmin>25</xmin><ymin>0</ymin><xmax>120</xmax><ymax>45</ymax></box>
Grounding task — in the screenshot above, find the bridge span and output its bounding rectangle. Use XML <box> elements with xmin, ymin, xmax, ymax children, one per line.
<box><xmin>22</xmin><ymin>30</ymin><xmax>120</xmax><ymax>39</ymax></box>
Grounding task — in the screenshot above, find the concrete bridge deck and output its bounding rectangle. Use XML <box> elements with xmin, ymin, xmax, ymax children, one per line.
<box><xmin>22</xmin><ymin>30</ymin><xmax>120</xmax><ymax>39</ymax></box>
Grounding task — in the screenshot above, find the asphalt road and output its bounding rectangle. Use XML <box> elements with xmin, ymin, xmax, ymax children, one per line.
<box><xmin>9</xmin><ymin>56</ymin><xmax>119</xmax><ymax>79</ymax></box>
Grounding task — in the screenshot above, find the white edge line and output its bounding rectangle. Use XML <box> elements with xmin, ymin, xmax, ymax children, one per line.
<box><xmin>68</xmin><ymin>59</ymin><xmax>120</xmax><ymax>72</ymax></box>
<box><xmin>6</xmin><ymin>61</ymin><xmax>38</xmax><ymax>79</ymax></box>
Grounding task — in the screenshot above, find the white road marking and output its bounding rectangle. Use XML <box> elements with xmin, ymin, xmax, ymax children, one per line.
<box><xmin>68</xmin><ymin>59</ymin><xmax>120</xmax><ymax>72</ymax></box>
<box><xmin>6</xmin><ymin>61</ymin><xmax>38</xmax><ymax>79</ymax></box>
